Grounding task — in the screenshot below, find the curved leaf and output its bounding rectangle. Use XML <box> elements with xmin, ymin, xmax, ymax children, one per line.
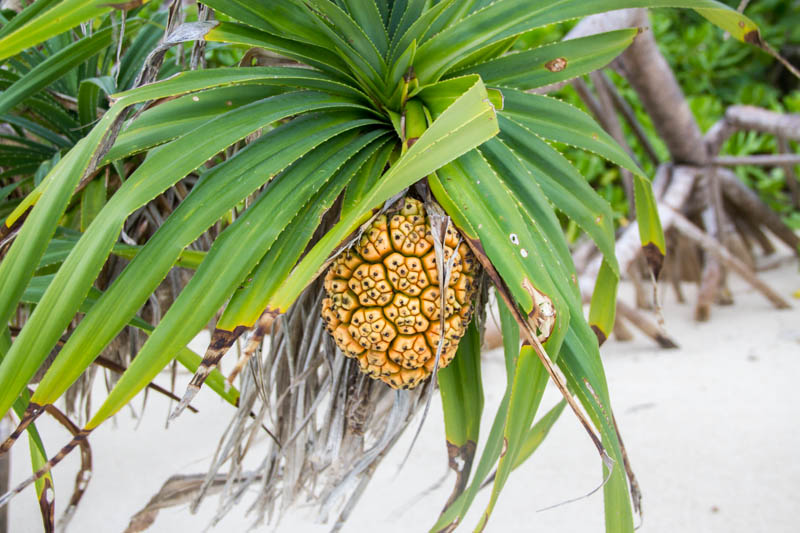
<box><xmin>478</xmin><ymin>137</ymin><xmax>581</xmax><ymax>291</ymax></box>
<box><xmin>450</xmin><ymin>29</ymin><xmax>639</xmax><ymax>90</ymax></box>
<box><xmin>437</xmin><ymin>320</ymin><xmax>483</xmax><ymax>509</ymax></box>
<box><xmin>104</xmin><ymin>84</ymin><xmax>286</xmax><ymax>162</ymax></box>
<box><xmin>501</xmin><ymin>89</ymin><xmax>643</xmax><ymax>179</ymax></box>
<box><xmin>432</xmin><ymin>298</ymin><xmax>518</xmax><ymax>531</ymax></box>
<box><xmin>588</xmin><ymin>260</ymin><xmax>619</xmax><ymax>346</ymax></box>
<box><xmin>477</xmin><ymin>343</ymin><xmax>548</xmax><ymax>530</ymax></box>
<box><xmin>203</xmin><ymin>21</ymin><xmax>352</xmax><ymax>80</ymax></box>
<box><xmin>559</xmin><ymin>320</ymin><xmax>634</xmax><ymax>533</ymax></box>
<box><xmin>1</xmin><ymin>67</ymin><xmax>349</xmax><ymax>341</ymax></box>
<box><xmin>199</xmin><ymin>0</ymin><xmax>329</xmax><ymax>47</ymax></box>
<box><xmin>498</xmin><ymin>115</ymin><xmax>619</xmax><ymax>277</ymax></box>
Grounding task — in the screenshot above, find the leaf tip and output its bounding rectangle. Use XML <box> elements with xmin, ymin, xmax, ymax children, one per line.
<box><xmin>642</xmin><ymin>242</ymin><xmax>664</xmax><ymax>280</ymax></box>
<box><xmin>743</xmin><ymin>29</ymin><xmax>764</xmax><ymax>46</ymax></box>
<box><xmin>590</xmin><ymin>325</ymin><xmax>608</xmax><ymax>346</ymax></box>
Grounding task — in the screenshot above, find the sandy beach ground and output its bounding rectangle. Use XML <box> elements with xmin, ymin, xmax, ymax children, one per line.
<box><xmin>8</xmin><ymin>254</ymin><xmax>800</xmax><ymax>533</ymax></box>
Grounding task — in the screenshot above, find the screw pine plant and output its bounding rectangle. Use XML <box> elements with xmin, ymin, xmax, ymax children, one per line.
<box><xmin>0</xmin><ymin>0</ymin><xmax>765</xmax><ymax>530</ymax></box>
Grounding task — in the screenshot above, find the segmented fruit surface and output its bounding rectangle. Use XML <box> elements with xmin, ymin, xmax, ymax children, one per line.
<box><xmin>322</xmin><ymin>198</ymin><xmax>479</xmax><ymax>389</ymax></box>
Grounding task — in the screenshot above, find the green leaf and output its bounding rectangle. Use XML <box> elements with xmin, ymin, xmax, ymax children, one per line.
<box><xmin>588</xmin><ymin>260</ymin><xmax>619</xmax><ymax>345</ymax></box>
<box><xmin>416</xmin><ymin>75</ymin><xmax>493</xmax><ymax>120</ymax></box>
<box><xmin>251</xmin><ymin>141</ymin><xmax>394</xmax><ymax>319</ymax></box>
<box><xmin>386</xmin><ymin>39</ymin><xmax>415</xmax><ymax>94</ymax></box>
<box><xmin>448</xmin><ymin>34</ymin><xmax>518</xmax><ymax>73</ymax></box>
<box><xmin>204</xmin><ymin>21</ymin><xmax>352</xmax><ymax>80</ymax></box>
<box><xmin>0</xmin><ymin>180</ymin><xmax>24</xmax><ymax>202</ymax></box>
<box><xmin>478</xmin><ymin>343</ymin><xmax>548</xmax><ymax>530</ymax></box>
<box><xmin>2</xmin><ymin>67</ymin><xmax>332</xmax><ymax>338</ymax></box>
<box><xmin>451</xmin><ymin>29</ymin><xmax>639</xmax><ymax>90</ymax></box>
<box><xmin>34</xmin><ymin>232</ymin><xmax>205</xmax><ymax>272</ymax></box>
<box><xmin>302</xmin><ymin>1</ymin><xmax>388</xmax><ymax>98</ymax></box>
<box><xmin>438</xmin><ymin>320</ymin><xmax>483</xmax><ymax>449</ymax></box>
<box><xmin>77</xmin><ymin>77</ymin><xmax>113</xmax><ymax>130</ymax></box>
<box><xmin>478</xmin><ymin>137</ymin><xmax>581</xmax><ymax>295</ymax></box>
<box><xmin>341</xmin><ymin>0</ymin><xmax>390</xmax><ymax>57</ymax></box>
<box><xmin>431</xmin><ymin>145</ymin><xmax>620</xmax><ymax>528</ymax></box>
<box><xmin>418</xmin><ymin>1</ymin><xmax>480</xmax><ymax>45</ymax></box>
<box><xmin>105</xmin><ymin>72</ymin><xmax>367</xmax><ymax>164</ymax></box>
<box><xmin>0</xmin><ymin>147</ymin><xmax>47</xmax><ymax>167</ymax></box>
<box><xmin>0</xmin><ymin>332</ymin><xmax>54</xmax><ymax>527</ymax></box>
<box><xmin>0</xmin><ymin>144</ymin><xmax>84</xmax><ymax>333</ymax></box>
<box><xmin>497</xmin><ymin>116</ymin><xmax>618</xmax><ymax>277</ymax></box>
<box><xmin>0</xmin><ymin>133</ymin><xmax>54</xmax><ymax>154</ymax></box>
<box><xmin>1</xmin><ymin>331</ymin><xmax>53</xmax><ymax>522</ymax></box>
<box><xmin>500</xmin><ymin>89</ymin><xmax>643</xmax><ymax>180</ymax></box>
<box><xmin>388</xmin><ymin>0</ymin><xmax>425</xmax><ymax>47</ymax></box>
<box><xmin>0</xmin><ymin>114</ymin><xmax>71</xmax><ymax>148</ymax></box>
<box><xmin>692</xmin><ymin>4</ymin><xmax>762</xmax><ymax>43</ymax></box>
<box><xmin>374</xmin><ymin>0</ymin><xmax>389</xmax><ymax>25</ymax></box>
<box><xmin>432</xmin><ymin>298</ymin><xmax>517</xmax><ymax>531</ymax></box>
<box><xmin>17</xmin><ymin>395</ymin><xmax>53</xmax><ymax>522</ymax></box>
<box><xmin>633</xmin><ymin>173</ymin><xmax>666</xmax><ymax>275</ymax></box>
<box><xmin>387</xmin><ymin>0</ymin><xmax>410</xmax><ymax>40</ymax></box>
<box><xmin>0</xmin><ymin>0</ymin><xmax>59</xmax><ymax>42</ymax></box>
<box><xmin>109</xmin><ymin>66</ymin><xmax>359</xmax><ymax>103</ymax></box>
<box><xmin>498</xmin><ymin>296</ymin><xmax>520</xmax><ymax>379</ymax></box>
<box><xmin>559</xmin><ymin>321</ymin><xmax>634</xmax><ymax>533</ymax></box>
<box><xmin>436</xmin><ymin>399</ymin><xmax>565</xmax><ymax>524</ymax></box>
<box><xmin>438</xmin><ymin>320</ymin><xmax>483</xmax><ymax>503</ymax></box>
<box><xmin>200</xmin><ymin>0</ymin><xmax>330</xmax><ymax>47</ymax></box>
<box><xmin>21</xmin><ymin>96</ymin><xmax>82</xmax><ymax>142</ymax></box>
<box><xmin>21</xmin><ymin>274</ymin><xmax>145</xmax><ymax>330</ymax></box>
<box><xmin>104</xmin><ymin>84</ymin><xmax>286</xmax><ymax>162</ymax></box>
<box><xmin>511</xmin><ymin>400</ymin><xmax>566</xmax><ymax>470</ymax></box>
<box><xmin>79</xmin><ymin>175</ymin><xmax>106</xmax><ymax>232</ymax></box>
<box><xmin>389</xmin><ymin>0</ymin><xmax>455</xmax><ymax>64</ymax></box>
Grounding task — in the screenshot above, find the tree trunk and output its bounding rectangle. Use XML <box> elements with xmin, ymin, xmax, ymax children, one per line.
<box><xmin>618</xmin><ymin>10</ymin><xmax>708</xmax><ymax>166</ymax></box>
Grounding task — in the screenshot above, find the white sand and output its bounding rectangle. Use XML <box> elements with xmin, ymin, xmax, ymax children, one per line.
<box><xmin>8</xmin><ymin>258</ymin><xmax>800</xmax><ymax>532</ymax></box>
